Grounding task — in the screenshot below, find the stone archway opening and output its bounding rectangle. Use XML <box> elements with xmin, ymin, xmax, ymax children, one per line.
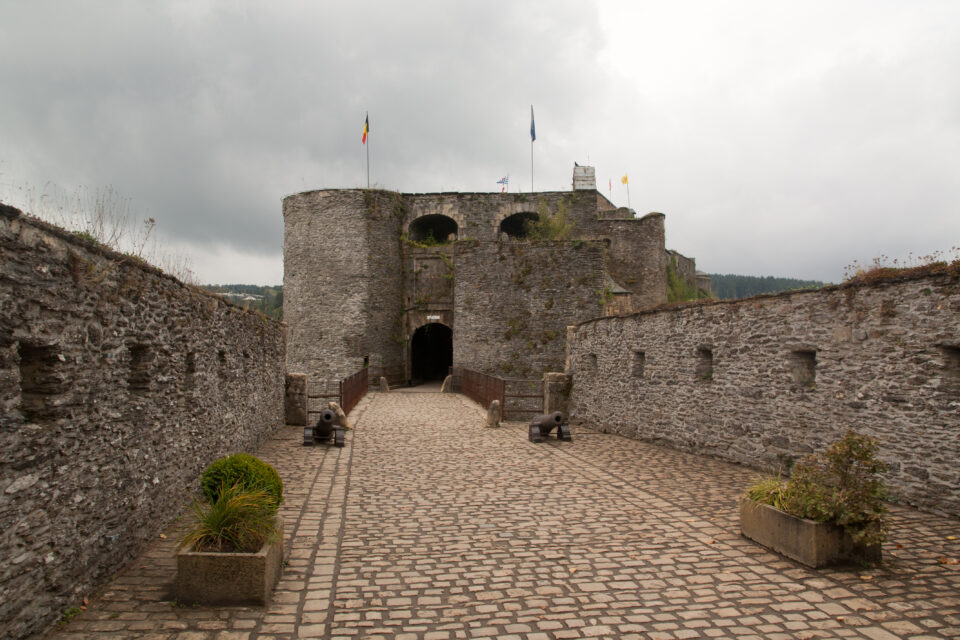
<box><xmin>409</xmin><ymin>215</ymin><xmax>458</xmax><ymax>244</ymax></box>
<box><xmin>499</xmin><ymin>211</ymin><xmax>539</xmax><ymax>239</ymax></box>
<box><xmin>410</xmin><ymin>323</ymin><xmax>453</xmax><ymax>383</ymax></box>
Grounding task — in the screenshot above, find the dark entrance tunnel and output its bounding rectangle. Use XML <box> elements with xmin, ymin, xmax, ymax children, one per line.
<box><xmin>410</xmin><ymin>323</ymin><xmax>453</xmax><ymax>382</ymax></box>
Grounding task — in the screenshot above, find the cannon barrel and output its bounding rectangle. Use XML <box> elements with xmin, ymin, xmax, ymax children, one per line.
<box><xmin>315</xmin><ymin>408</ymin><xmax>338</xmax><ymax>438</ymax></box>
<box><xmin>530</xmin><ymin>411</ymin><xmax>565</xmax><ymax>431</ymax></box>
<box><xmin>305</xmin><ymin>408</ymin><xmax>346</xmax><ymax>447</ymax></box>
<box><xmin>528</xmin><ymin>411</ymin><xmax>571</xmax><ymax>442</ymax></box>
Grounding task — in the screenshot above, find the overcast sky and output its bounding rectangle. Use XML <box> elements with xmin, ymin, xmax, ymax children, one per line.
<box><xmin>2</xmin><ymin>1</ymin><xmax>958</xmax><ymax>285</ymax></box>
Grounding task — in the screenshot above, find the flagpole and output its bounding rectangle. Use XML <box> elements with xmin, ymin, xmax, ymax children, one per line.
<box><xmin>530</xmin><ymin>105</ymin><xmax>536</xmax><ymax>193</ymax></box>
<box><xmin>626</xmin><ymin>182</ymin><xmax>631</xmax><ymax>209</ymax></box>
<box><xmin>365</xmin><ymin>112</ymin><xmax>370</xmax><ymax>189</ymax></box>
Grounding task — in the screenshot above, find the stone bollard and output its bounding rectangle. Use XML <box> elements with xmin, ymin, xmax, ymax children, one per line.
<box><xmin>486</xmin><ymin>400</ymin><xmax>501</xmax><ymax>428</ymax></box>
<box><xmin>327</xmin><ymin>401</ymin><xmax>353</xmax><ymax>430</ymax></box>
<box><xmin>284</xmin><ymin>373</ymin><xmax>308</xmax><ymax>426</ymax></box>
<box><xmin>440</xmin><ymin>374</ymin><xmax>453</xmax><ymax>393</ymax></box>
<box><xmin>379</xmin><ymin>376</ymin><xmax>390</xmax><ymax>392</ymax></box>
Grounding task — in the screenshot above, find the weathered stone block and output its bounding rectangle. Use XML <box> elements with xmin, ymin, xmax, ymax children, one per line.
<box><xmin>285</xmin><ymin>373</ymin><xmax>308</xmax><ymax>426</ymax></box>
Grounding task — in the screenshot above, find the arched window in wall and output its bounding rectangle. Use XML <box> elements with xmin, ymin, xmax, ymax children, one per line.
<box><xmin>499</xmin><ymin>212</ymin><xmax>539</xmax><ymax>239</ymax></box>
<box><xmin>409</xmin><ymin>215</ymin><xmax>458</xmax><ymax>244</ymax></box>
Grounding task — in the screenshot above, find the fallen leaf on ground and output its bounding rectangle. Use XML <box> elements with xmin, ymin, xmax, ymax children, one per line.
<box><xmin>860</xmin><ymin>575</ymin><xmax>873</xmax><ymax>580</ymax></box>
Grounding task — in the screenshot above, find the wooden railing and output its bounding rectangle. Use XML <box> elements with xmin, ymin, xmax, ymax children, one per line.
<box><xmin>307</xmin><ymin>367</ymin><xmax>370</xmax><ymax>420</ymax></box>
<box><xmin>461</xmin><ymin>368</ymin><xmax>505</xmax><ymax>412</ymax></box>
<box><xmin>460</xmin><ymin>368</ymin><xmax>545</xmax><ymax>420</ymax></box>
<box><xmin>340</xmin><ymin>367</ymin><xmax>369</xmax><ymax>415</ymax></box>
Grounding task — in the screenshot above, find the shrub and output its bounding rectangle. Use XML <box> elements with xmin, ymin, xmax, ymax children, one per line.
<box><xmin>200</xmin><ymin>454</ymin><xmax>283</xmax><ymax>513</ymax></box>
<box><xmin>179</xmin><ymin>481</ymin><xmax>280</xmax><ymax>553</ymax></box>
<box><xmin>745</xmin><ymin>475</ymin><xmax>786</xmax><ymax>510</ymax></box>
<box><xmin>745</xmin><ymin>431</ymin><xmax>889</xmax><ymax>547</ymax></box>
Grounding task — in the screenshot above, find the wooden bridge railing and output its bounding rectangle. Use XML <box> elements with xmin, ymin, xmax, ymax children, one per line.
<box><xmin>460</xmin><ymin>368</ymin><xmax>544</xmax><ymax>420</ymax></box>
<box><xmin>307</xmin><ymin>367</ymin><xmax>370</xmax><ymax>420</ymax></box>
<box><xmin>461</xmin><ymin>368</ymin><xmax>504</xmax><ymax>412</ymax></box>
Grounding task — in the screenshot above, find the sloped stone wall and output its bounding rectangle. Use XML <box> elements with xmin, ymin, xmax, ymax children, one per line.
<box><xmin>568</xmin><ymin>269</ymin><xmax>960</xmax><ymax>516</ymax></box>
<box><xmin>0</xmin><ymin>204</ymin><xmax>286</xmax><ymax>639</ymax></box>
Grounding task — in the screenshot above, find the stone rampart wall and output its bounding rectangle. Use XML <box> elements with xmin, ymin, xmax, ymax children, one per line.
<box><xmin>568</xmin><ymin>270</ymin><xmax>960</xmax><ymax>516</ymax></box>
<box><xmin>0</xmin><ymin>204</ymin><xmax>286</xmax><ymax>639</ymax></box>
<box><xmin>454</xmin><ymin>240</ymin><xmax>605</xmax><ymax>378</ymax></box>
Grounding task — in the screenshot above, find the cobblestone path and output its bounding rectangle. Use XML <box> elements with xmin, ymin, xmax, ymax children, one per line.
<box><xmin>45</xmin><ymin>390</ymin><xmax>960</xmax><ymax>639</ymax></box>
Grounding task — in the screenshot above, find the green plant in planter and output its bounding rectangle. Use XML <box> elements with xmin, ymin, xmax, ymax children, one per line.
<box><xmin>200</xmin><ymin>453</ymin><xmax>283</xmax><ymax>514</ymax></box>
<box><xmin>746</xmin><ymin>431</ymin><xmax>889</xmax><ymax>547</ymax></box>
<box><xmin>745</xmin><ymin>474</ymin><xmax>786</xmax><ymax>510</ymax></box>
<box><xmin>179</xmin><ymin>481</ymin><xmax>280</xmax><ymax>553</ymax></box>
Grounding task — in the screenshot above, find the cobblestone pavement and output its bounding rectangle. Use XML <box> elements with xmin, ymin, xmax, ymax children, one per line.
<box><xmin>45</xmin><ymin>391</ymin><xmax>960</xmax><ymax>639</ymax></box>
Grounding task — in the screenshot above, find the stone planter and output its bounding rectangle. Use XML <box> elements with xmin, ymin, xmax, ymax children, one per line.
<box><xmin>175</xmin><ymin>517</ymin><xmax>284</xmax><ymax>606</ymax></box>
<box><xmin>739</xmin><ymin>498</ymin><xmax>880</xmax><ymax>568</ymax></box>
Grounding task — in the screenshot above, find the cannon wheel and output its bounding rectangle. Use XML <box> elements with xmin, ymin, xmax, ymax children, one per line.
<box><xmin>557</xmin><ymin>424</ymin><xmax>572</xmax><ymax>441</ymax></box>
<box><xmin>528</xmin><ymin>424</ymin><xmax>544</xmax><ymax>443</ymax></box>
<box><xmin>303</xmin><ymin>426</ymin><xmax>315</xmax><ymax>446</ymax></box>
<box><xmin>334</xmin><ymin>427</ymin><xmax>345</xmax><ymax>448</ymax></box>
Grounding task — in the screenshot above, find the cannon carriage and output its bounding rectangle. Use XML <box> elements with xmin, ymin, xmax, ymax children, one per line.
<box><xmin>528</xmin><ymin>411</ymin><xmax>572</xmax><ymax>443</ymax></box>
<box><xmin>303</xmin><ymin>408</ymin><xmax>346</xmax><ymax>447</ymax></box>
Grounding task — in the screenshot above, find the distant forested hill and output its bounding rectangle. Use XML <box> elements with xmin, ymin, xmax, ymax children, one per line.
<box><xmin>201</xmin><ymin>284</ymin><xmax>283</xmax><ymax>320</ymax></box>
<box><xmin>708</xmin><ymin>274</ymin><xmax>824</xmax><ymax>300</ymax></box>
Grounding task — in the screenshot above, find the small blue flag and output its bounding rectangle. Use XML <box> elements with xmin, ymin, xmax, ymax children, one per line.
<box><xmin>530</xmin><ymin>105</ymin><xmax>536</xmax><ymax>142</ymax></box>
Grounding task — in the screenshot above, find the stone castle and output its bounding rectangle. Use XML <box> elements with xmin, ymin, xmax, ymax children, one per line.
<box><xmin>283</xmin><ymin>165</ymin><xmax>707</xmax><ymax>386</ymax></box>
<box><xmin>2</xmin><ymin>178</ymin><xmax>958</xmax><ymax>639</ymax></box>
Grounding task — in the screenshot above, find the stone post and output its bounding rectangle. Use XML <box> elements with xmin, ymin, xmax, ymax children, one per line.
<box><xmin>486</xmin><ymin>400</ymin><xmax>501</xmax><ymax>428</ymax></box>
<box><xmin>285</xmin><ymin>373</ymin><xmax>308</xmax><ymax>426</ymax></box>
<box><xmin>543</xmin><ymin>372</ymin><xmax>571</xmax><ymax>415</ymax></box>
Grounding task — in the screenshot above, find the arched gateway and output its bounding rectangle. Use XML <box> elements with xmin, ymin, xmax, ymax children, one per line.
<box><xmin>410</xmin><ymin>322</ymin><xmax>452</xmax><ymax>383</ymax></box>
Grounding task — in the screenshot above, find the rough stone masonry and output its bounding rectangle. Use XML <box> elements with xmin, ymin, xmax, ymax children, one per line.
<box><xmin>0</xmin><ymin>204</ymin><xmax>286</xmax><ymax>639</ymax></box>
<box><xmin>568</xmin><ymin>267</ymin><xmax>960</xmax><ymax>517</ymax></box>
<box><xmin>282</xmin><ymin>170</ymin><xmax>701</xmax><ymax>387</ymax></box>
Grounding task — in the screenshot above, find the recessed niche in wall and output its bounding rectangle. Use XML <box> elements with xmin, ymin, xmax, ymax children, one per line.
<box><xmin>217</xmin><ymin>350</ymin><xmax>227</xmax><ymax>379</ymax></box>
<box><xmin>790</xmin><ymin>350</ymin><xmax>817</xmax><ymax>389</ymax></box>
<box><xmin>584</xmin><ymin>353</ymin><xmax>598</xmax><ymax>371</ymax></box>
<box><xmin>499</xmin><ymin>212</ymin><xmax>539</xmax><ymax>239</ymax></box>
<box><xmin>941</xmin><ymin>345</ymin><xmax>960</xmax><ymax>382</ymax></box>
<box><xmin>17</xmin><ymin>342</ymin><xmax>63</xmax><ymax>422</ymax></box>
<box><xmin>128</xmin><ymin>344</ymin><xmax>154</xmax><ymax>392</ymax></box>
<box><xmin>633</xmin><ymin>351</ymin><xmax>646</xmax><ymax>377</ymax></box>
<box><xmin>696</xmin><ymin>347</ymin><xmax>713</xmax><ymax>381</ymax></box>
<box><xmin>184</xmin><ymin>351</ymin><xmax>197</xmax><ymax>392</ymax></box>
<box><xmin>409</xmin><ymin>214</ymin><xmax>458</xmax><ymax>243</ymax></box>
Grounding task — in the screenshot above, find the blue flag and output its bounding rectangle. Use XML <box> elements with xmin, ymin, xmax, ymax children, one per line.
<box><xmin>530</xmin><ymin>105</ymin><xmax>536</xmax><ymax>142</ymax></box>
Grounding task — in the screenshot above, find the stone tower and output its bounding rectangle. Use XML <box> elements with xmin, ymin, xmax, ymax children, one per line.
<box><xmin>283</xmin><ymin>167</ymin><xmax>679</xmax><ymax>387</ymax></box>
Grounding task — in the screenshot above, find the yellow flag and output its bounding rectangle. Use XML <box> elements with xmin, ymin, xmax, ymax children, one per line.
<box><xmin>621</xmin><ymin>174</ymin><xmax>629</xmax><ymax>185</ymax></box>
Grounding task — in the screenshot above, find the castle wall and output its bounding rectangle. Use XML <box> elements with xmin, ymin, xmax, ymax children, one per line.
<box><xmin>284</xmin><ymin>187</ymin><xmax>684</xmax><ymax>385</ymax></box>
<box><xmin>599</xmin><ymin>213</ymin><xmax>667</xmax><ymax>311</ymax></box>
<box><xmin>567</xmin><ymin>269</ymin><xmax>960</xmax><ymax>516</ymax></box>
<box><xmin>362</xmin><ymin>192</ymin><xmax>406</xmax><ymax>378</ymax></box>
<box><xmin>0</xmin><ymin>204</ymin><xmax>285</xmax><ymax>639</ymax></box>
<box><xmin>283</xmin><ymin>190</ymin><xmax>404</xmax><ymax>384</ymax></box>
<box><xmin>667</xmin><ymin>249</ymin><xmax>697</xmax><ymax>289</ymax></box>
<box><xmin>454</xmin><ymin>240</ymin><xmax>605</xmax><ymax>378</ymax></box>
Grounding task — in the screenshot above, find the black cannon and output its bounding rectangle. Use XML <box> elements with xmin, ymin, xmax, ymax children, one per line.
<box><xmin>303</xmin><ymin>408</ymin><xmax>346</xmax><ymax>447</ymax></box>
<box><xmin>528</xmin><ymin>411</ymin><xmax>571</xmax><ymax>443</ymax></box>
